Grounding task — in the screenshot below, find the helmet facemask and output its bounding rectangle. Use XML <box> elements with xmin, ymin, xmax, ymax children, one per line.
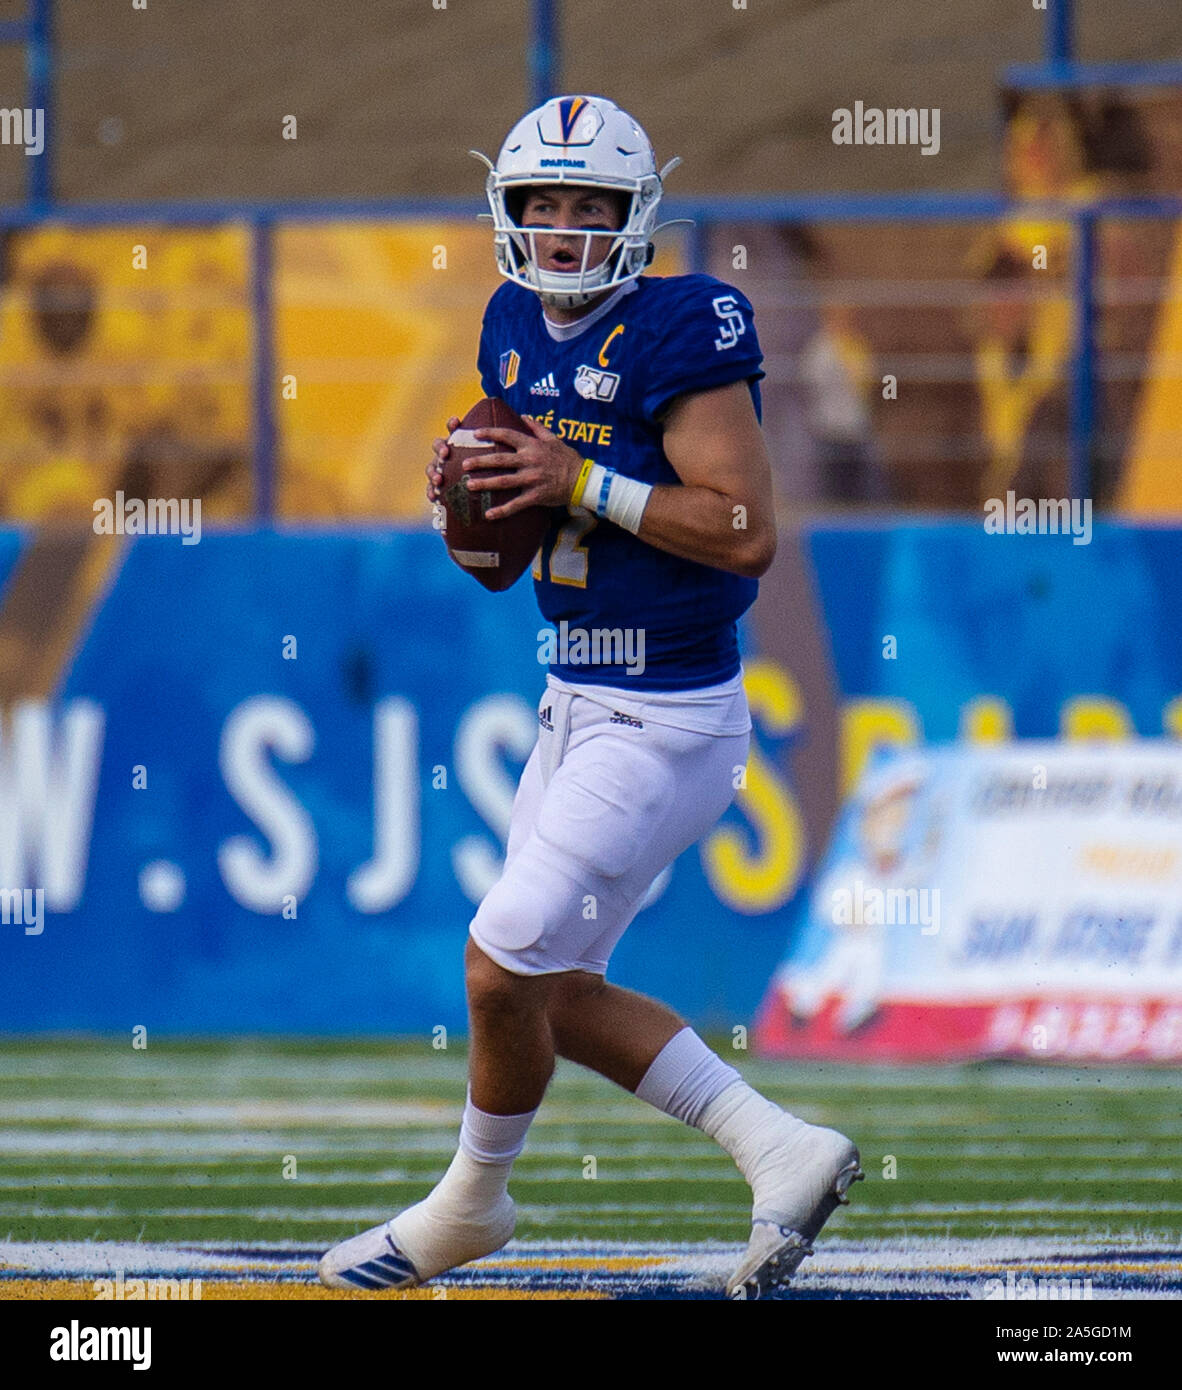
<box><xmin>487</xmin><ymin>174</ymin><xmax>662</xmax><ymax>309</ymax></box>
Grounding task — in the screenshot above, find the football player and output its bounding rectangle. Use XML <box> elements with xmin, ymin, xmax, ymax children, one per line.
<box><xmin>320</xmin><ymin>94</ymin><xmax>861</xmax><ymax>1299</ymax></box>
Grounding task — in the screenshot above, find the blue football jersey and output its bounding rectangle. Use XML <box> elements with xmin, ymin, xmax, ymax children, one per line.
<box><xmin>476</xmin><ymin>273</ymin><xmax>766</xmax><ymax>691</ymax></box>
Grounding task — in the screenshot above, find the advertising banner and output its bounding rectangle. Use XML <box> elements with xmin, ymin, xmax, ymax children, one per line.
<box><xmin>756</xmin><ymin>743</ymin><xmax>1182</xmax><ymax>1061</ymax></box>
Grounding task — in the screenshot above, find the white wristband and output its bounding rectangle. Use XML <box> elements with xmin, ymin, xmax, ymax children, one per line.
<box><xmin>604</xmin><ymin>472</ymin><xmax>652</xmax><ymax>534</ymax></box>
<box><xmin>578</xmin><ymin>464</ymin><xmax>652</xmax><ymax>535</ymax></box>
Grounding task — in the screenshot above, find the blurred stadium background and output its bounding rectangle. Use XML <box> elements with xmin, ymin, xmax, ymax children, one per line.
<box><xmin>0</xmin><ymin>0</ymin><xmax>1180</xmax><ymax>1300</ymax></box>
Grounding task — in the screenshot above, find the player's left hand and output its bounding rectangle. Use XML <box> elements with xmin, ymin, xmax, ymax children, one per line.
<box><xmin>465</xmin><ymin>415</ymin><xmax>583</xmax><ymax>519</ymax></box>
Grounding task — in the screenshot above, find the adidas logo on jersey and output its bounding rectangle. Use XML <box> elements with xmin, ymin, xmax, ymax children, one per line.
<box><xmin>530</xmin><ymin>372</ymin><xmax>561</xmax><ymax>397</ymax></box>
<box><xmin>539</xmin><ymin>704</ymin><xmax>554</xmax><ymax>731</ymax></box>
<box><xmin>609</xmin><ymin>710</ymin><xmax>644</xmax><ymax>729</ymax></box>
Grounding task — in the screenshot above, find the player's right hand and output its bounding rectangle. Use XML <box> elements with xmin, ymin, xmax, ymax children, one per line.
<box><xmin>427</xmin><ymin>417</ymin><xmax>462</xmax><ymax>505</ymax></box>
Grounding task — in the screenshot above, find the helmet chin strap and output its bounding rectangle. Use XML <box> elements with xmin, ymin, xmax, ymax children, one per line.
<box><xmin>540</xmin><ymin>290</ymin><xmax>596</xmax><ymax>310</ymax></box>
<box><xmin>536</xmin><ymin>266</ymin><xmax>609</xmax><ymax>309</ymax></box>
<box><xmin>538</xmin><ymin>280</ymin><xmax>617</xmax><ymax>309</ymax></box>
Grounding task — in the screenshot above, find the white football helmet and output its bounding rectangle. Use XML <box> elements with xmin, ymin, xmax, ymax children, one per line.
<box><xmin>472</xmin><ymin>95</ymin><xmax>681</xmax><ymax>309</ymax></box>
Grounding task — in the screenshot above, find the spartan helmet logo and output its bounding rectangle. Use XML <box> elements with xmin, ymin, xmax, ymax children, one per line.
<box><xmin>538</xmin><ymin>95</ymin><xmax>606</xmax><ymax>147</ymax></box>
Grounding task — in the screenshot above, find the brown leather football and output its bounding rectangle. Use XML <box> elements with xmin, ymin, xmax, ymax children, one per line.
<box><xmin>440</xmin><ymin>397</ymin><xmax>550</xmax><ymax>592</ymax></box>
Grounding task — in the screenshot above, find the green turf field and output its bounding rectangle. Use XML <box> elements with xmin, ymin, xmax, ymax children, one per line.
<box><xmin>1</xmin><ymin>1039</ymin><xmax>1179</xmax><ymax>1298</ymax></box>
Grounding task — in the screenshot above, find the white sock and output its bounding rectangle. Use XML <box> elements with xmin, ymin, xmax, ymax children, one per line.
<box><xmin>459</xmin><ymin>1091</ymin><xmax>537</xmax><ymax>1164</ymax></box>
<box><xmin>634</xmin><ymin>1027</ymin><xmax>742</xmax><ymax>1126</ymax></box>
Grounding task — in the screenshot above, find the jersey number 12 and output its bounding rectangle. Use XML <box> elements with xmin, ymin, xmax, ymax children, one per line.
<box><xmin>532</xmin><ymin>507</ymin><xmax>597</xmax><ymax>587</ymax></box>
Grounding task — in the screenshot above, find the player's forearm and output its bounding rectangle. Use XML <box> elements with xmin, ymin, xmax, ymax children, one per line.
<box><xmin>634</xmin><ymin>483</ymin><xmax>776</xmax><ymax>579</ymax></box>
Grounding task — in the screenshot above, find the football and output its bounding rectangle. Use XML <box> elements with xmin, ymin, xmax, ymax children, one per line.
<box><xmin>439</xmin><ymin>397</ymin><xmax>550</xmax><ymax>592</ymax></box>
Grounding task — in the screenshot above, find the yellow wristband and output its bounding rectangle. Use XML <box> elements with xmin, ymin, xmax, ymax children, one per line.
<box><xmin>570</xmin><ymin>457</ymin><xmax>596</xmax><ymax>508</ymax></box>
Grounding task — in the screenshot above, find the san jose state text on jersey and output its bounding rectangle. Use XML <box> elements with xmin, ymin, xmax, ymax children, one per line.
<box><xmin>477</xmin><ymin>273</ymin><xmax>766</xmax><ymax>691</ymax></box>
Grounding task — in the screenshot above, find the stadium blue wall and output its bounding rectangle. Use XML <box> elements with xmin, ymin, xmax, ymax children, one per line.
<box><xmin>809</xmin><ymin>520</ymin><xmax>1182</xmax><ymax>738</ymax></box>
<box><xmin>2</xmin><ymin>521</ymin><xmax>1181</xmax><ymax>1035</ymax></box>
<box><xmin>0</xmin><ymin>528</ymin><xmax>790</xmax><ymax>1035</ymax></box>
